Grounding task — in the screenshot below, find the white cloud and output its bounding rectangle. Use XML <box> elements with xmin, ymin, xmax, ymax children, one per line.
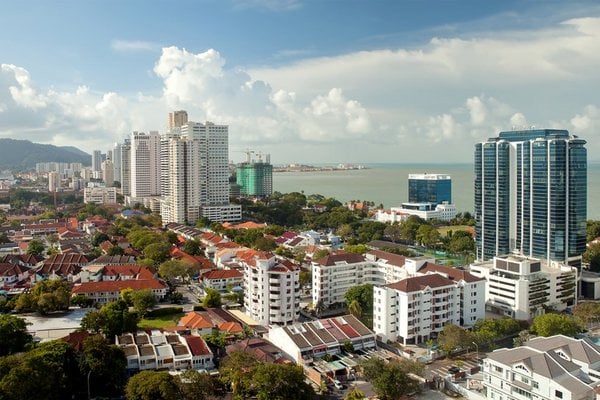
<box><xmin>111</xmin><ymin>40</ymin><xmax>159</xmax><ymax>52</ymax></box>
<box><xmin>2</xmin><ymin>15</ymin><xmax>600</xmax><ymax>162</ymax></box>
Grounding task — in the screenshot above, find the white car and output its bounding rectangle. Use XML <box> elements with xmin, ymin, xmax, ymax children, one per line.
<box><xmin>333</xmin><ymin>380</ymin><xmax>344</xmax><ymax>390</ymax></box>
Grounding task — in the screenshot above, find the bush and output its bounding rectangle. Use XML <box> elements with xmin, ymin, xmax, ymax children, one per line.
<box><xmin>144</xmin><ymin>307</ymin><xmax>183</xmax><ymax>318</ymax></box>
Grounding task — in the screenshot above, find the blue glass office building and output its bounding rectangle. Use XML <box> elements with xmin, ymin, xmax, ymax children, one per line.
<box><xmin>408</xmin><ymin>174</ymin><xmax>452</xmax><ymax>205</ymax></box>
<box><xmin>474</xmin><ymin>129</ymin><xmax>587</xmax><ymax>265</ymax></box>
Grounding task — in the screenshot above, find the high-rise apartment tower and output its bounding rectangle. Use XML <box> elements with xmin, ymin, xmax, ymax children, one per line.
<box><xmin>474</xmin><ymin>129</ymin><xmax>586</xmax><ymax>265</ymax></box>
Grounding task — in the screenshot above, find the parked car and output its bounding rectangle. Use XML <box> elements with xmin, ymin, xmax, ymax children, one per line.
<box><xmin>448</xmin><ymin>366</ymin><xmax>461</xmax><ymax>375</ymax></box>
<box><xmin>333</xmin><ymin>380</ymin><xmax>344</xmax><ymax>390</ymax></box>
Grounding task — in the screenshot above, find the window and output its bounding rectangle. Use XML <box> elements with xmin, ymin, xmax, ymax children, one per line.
<box><xmin>555</xmin><ymin>390</ymin><xmax>563</xmax><ymax>399</ymax></box>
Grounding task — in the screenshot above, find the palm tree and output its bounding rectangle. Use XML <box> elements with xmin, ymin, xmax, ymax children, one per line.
<box><xmin>345</xmin><ymin>386</ymin><xmax>366</xmax><ymax>400</ymax></box>
<box><xmin>348</xmin><ymin>299</ymin><xmax>363</xmax><ymax>319</ymax></box>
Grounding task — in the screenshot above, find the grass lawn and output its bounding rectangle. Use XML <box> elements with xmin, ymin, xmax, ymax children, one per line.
<box><xmin>138</xmin><ymin>312</ymin><xmax>185</xmax><ymax>329</ymax></box>
<box><xmin>437</xmin><ymin>225</ymin><xmax>473</xmax><ymax>236</ymax></box>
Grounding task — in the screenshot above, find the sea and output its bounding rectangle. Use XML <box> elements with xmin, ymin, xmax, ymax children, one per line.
<box><xmin>273</xmin><ymin>163</ymin><xmax>600</xmax><ymax>220</ymax></box>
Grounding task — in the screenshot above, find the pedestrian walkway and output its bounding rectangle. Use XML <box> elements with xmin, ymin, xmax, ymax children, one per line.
<box><xmin>427</xmin><ymin>357</ymin><xmax>480</xmax><ymax>378</ymax></box>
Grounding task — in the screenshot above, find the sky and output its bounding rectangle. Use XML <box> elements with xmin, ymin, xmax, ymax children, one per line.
<box><xmin>1</xmin><ymin>0</ymin><xmax>600</xmax><ymax>164</ymax></box>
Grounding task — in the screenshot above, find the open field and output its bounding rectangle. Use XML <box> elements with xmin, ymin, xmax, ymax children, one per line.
<box><xmin>437</xmin><ymin>225</ymin><xmax>474</xmax><ymax>236</ymax></box>
<box><xmin>138</xmin><ymin>312</ymin><xmax>184</xmax><ymax>329</ymax></box>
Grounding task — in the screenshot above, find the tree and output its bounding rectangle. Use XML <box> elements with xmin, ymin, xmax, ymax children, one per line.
<box><xmin>71</xmin><ymin>293</ymin><xmax>94</xmax><ymax>308</ymax></box>
<box><xmin>159</xmin><ymin>259</ymin><xmax>193</xmax><ymax>283</ymax></box>
<box><xmin>121</xmin><ymin>287</ymin><xmax>135</xmax><ymax>305</ymax></box>
<box><xmin>384</xmin><ymin>223</ymin><xmax>402</xmax><ymax>243</ymax></box>
<box><xmin>30</xmin><ymin>279</ymin><xmax>71</xmax><ymax>314</ymax></box>
<box><xmin>81</xmin><ymin>300</ymin><xmax>138</xmax><ymax>337</ymax></box>
<box><xmin>588</xmin><ymin>220</ymin><xmax>600</xmax><ymax>242</ymax></box>
<box><xmin>108</xmin><ymin>245</ymin><xmax>125</xmax><ymax>256</ymax></box>
<box><xmin>345</xmin><ymin>387</ymin><xmax>366</xmax><ymax>400</ymax></box>
<box><xmin>219</xmin><ymin>351</ymin><xmax>259</xmax><ymax>398</ymax></box>
<box><xmin>313</xmin><ymin>249</ymin><xmax>329</xmax><ymax>259</ymax></box>
<box><xmin>0</xmin><ymin>314</ymin><xmax>32</xmax><ymax>356</ymax></box>
<box><xmin>513</xmin><ymin>330</ymin><xmax>534</xmax><ymax>347</ymax></box>
<box><xmin>203</xmin><ymin>288</ymin><xmax>222</xmax><ymax>308</ymax></box>
<box><xmin>344</xmin><ymin>244</ymin><xmax>369</xmax><ymax>254</ymax></box>
<box><xmin>254</xmin><ymin>236</ymin><xmax>277</xmax><ymax>251</ymax></box>
<box><xmin>27</xmin><ymin>239</ymin><xmax>45</xmax><ymax>256</ymax></box>
<box><xmin>177</xmin><ymin>370</ymin><xmax>221</xmax><ymax>400</ymax></box>
<box><xmin>348</xmin><ymin>299</ymin><xmax>363</xmax><ymax>319</ymax></box>
<box><xmin>80</xmin><ymin>309</ymin><xmax>106</xmax><ymax>334</ymax></box>
<box><xmin>131</xmin><ymin>289</ymin><xmax>156</xmax><ymax>317</ymax></box>
<box><xmin>437</xmin><ymin>323</ymin><xmax>474</xmax><ymax>356</ymax></box>
<box><xmin>183</xmin><ymin>239</ymin><xmax>202</xmax><ymax>256</ymax></box>
<box><xmin>252</xmin><ymin>363</ymin><xmax>315</xmax><ymax>400</ymax></box>
<box><xmin>344</xmin><ymin>284</ymin><xmax>373</xmax><ymax>315</ymax></box>
<box><xmin>337</xmin><ymin>224</ymin><xmax>354</xmax><ymax>241</ymax></box>
<box><xmin>530</xmin><ymin>313</ymin><xmax>583</xmax><ymax>337</ymax></box>
<box><xmin>573</xmin><ymin>302</ymin><xmax>600</xmax><ymax>328</ymax></box>
<box><xmin>91</xmin><ymin>232</ymin><xmax>110</xmax><ymax>247</ymax></box>
<box><xmin>416</xmin><ymin>224</ymin><xmax>440</xmax><ymax>248</ymax></box>
<box><xmin>126</xmin><ymin>370</ymin><xmax>179</xmax><ymax>400</ymax></box>
<box><xmin>143</xmin><ymin>242</ymin><xmax>172</xmax><ymax>265</ymax></box>
<box><xmin>299</xmin><ymin>270</ymin><xmax>312</xmax><ymax>289</ymax></box>
<box><xmin>0</xmin><ymin>340</ymin><xmax>81</xmax><ymax>400</ymax></box>
<box><xmin>360</xmin><ymin>358</ymin><xmax>419</xmax><ymax>400</ymax></box>
<box><xmin>80</xmin><ymin>335</ymin><xmax>127</xmax><ymax>398</ymax></box>
<box><xmin>584</xmin><ymin>243</ymin><xmax>600</xmax><ymax>272</ymax></box>
<box><xmin>472</xmin><ymin>318</ymin><xmax>522</xmax><ymax>349</ymax></box>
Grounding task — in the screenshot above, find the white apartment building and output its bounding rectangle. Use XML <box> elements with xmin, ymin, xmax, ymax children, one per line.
<box><xmin>83</xmin><ymin>186</ymin><xmax>117</xmax><ymax>204</ymax></box>
<box><xmin>130</xmin><ymin>131</ymin><xmax>160</xmax><ymax>200</ymax></box>
<box><xmin>469</xmin><ymin>255</ymin><xmax>578</xmax><ymax>320</ymax></box>
<box><xmin>92</xmin><ymin>150</ymin><xmax>102</xmax><ymax>172</ymax></box>
<box><xmin>101</xmin><ymin>159</ymin><xmax>114</xmax><ymax>187</ymax></box>
<box><xmin>484</xmin><ymin>335</ymin><xmax>600</xmax><ymax>400</ymax></box>
<box><xmin>120</xmin><ymin>138</ymin><xmax>131</xmax><ymax>196</ymax></box>
<box><xmin>243</xmin><ymin>252</ymin><xmax>301</xmax><ymax>326</ymax></box>
<box><xmin>112</xmin><ymin>143</ymin><xmax>122</xmax><ymax>187</ymax></box>
<box><xmin>48</xmin><ymin>171</ymin><xmax>60</xmax><ymax>192</ymax></box>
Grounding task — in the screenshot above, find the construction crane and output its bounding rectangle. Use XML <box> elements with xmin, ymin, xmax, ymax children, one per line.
<box><xmin>233</xmin><ymin>149</ymin><xmax>255</xmax><ymax>162</ymax></box>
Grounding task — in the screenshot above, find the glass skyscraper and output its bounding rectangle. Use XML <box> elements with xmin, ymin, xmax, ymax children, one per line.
<box><xmin>408</xmin><ymin>173</ymin><xmax>452</xmax><ymax>205</ymax></box>
<box><xmin>474</xmin><ymin>129</ymin><xmax>587</xmax><ymax>265</ymax></box>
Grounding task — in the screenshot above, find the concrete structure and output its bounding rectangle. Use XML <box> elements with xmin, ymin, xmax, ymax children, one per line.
<box><xmin>101</xmin><ymin>159</ymin><xmax>114</xmax><ymax>187</ymax></box>
<box><xmin>236</xmin><ymin>156</ymin><xmax>273</xmax><ymax>197</ymax></box>
<box><xmin>390</xmin><ymin>202</ymin><xmax>457</xmax><ymax>222</ymax></box>
<box><xmin>117</xmin><ymin>330</ymin><xmax>213</xmax><ymax>371</ymax></box>
<box><xmin>112</xmin><ymin>143</ymin><xmax>122</xmax><ymax>187</ymax></box>
<box><xmin>243</xmin><ymin>252</ymin><xmax>301</xmax><ymax>326</ymax></box>
<box><xmin>83</xmin><ymin>186</ymin><xmax>117</xmax><ymax>204</ymax></box>
<box><xmin>92</xmin><ymin>150</ymin><xmax>102</xmax><ymax>172</ymax></box>
<box><xmin>168</xmin><ymin>110</ymin><xmax>188</xmax><ymax>129</ymax></box>
<box><xmin>268</xmin><ymin>315</ymin><xmax>376</xmax><ymax>365</ymax></box>
<box><xmin>120</xmin><ymin>138</ymin><xmax>131</xmax><ymax>196</ymax></box>
<box><xmin>48</xmin><ymin>171</ymin><xmax>60</xmax><ymax>192</ymax></box>
<box><xmin>130</xmin><ymin>131</ymin><xmax>161</xmax><ymax>199</ymax></box>
<box><xmin>470</xmin><ymin>254</ymin><xmax>577</xmax><ymax>320</ymax></box>
<box><xmin>475</xmin><ymin>129</ymin><xmax>587</xmax><ymax>266</ymax></box>
<box><xmin>483</xmin><ymin>335</ymin><xmax>600</xmax><ymax>400</ymax></box>
<box><xmin>202</xmin><ymin>269</ymin><xmax>243</xmax><ymax>291</ymax></box>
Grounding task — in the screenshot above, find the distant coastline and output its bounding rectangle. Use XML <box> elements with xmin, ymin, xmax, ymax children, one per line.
<box><xmin>273</xmin><ymin>163</ymin><xmax>368</xmax><ymax>173</ymax></box>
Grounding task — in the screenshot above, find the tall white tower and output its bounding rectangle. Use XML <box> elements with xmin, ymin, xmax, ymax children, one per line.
<box><xmin>130</xmin><ymin>131</ymin><xmax>161</xmax><ymax>198</ymax></box>
<box><xmin>102</xmin><ymin>159</ymin><xmax>114</xmax><ymax>187</ymax></box>
<box><xmin>92</xmin><ymin>150</ymin><xmax>102</xmax><ymax>172</ymax></box>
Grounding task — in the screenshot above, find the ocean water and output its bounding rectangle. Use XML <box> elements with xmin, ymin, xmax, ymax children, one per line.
<box><xmin>273</xmin><ymin>162</ymin><xmax>600</xmax><ymax>220</ymax></box>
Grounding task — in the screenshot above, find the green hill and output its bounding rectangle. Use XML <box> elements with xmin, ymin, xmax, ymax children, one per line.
<box><xmin>0</xmin><ymin>138</ymin><xmax>90</xmax><ymax>170</ymax></box>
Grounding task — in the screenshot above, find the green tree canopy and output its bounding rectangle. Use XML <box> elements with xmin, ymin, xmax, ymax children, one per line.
<box><xmin>219</xmin><ymin>351</ymin><xmax>259</xmax><ymax>398</ymax></box>
<box><xmin>345</xmin><ymin>387</ymin><xmax>366</xmax><ymax>400</ymax></box>
<box><xmin>81</xmin><ymin>300</ymin><xmax>139</xmax><ymax>337</ymax></box>
<box><xmin>344</xmin><ymin>284</ymin><xmax>373</xmax><ymax>314</ymax></box>
<box><xmin>80</xmin><ymin>335</ymin><xmax>127</xmax><ymax>398</ymax></box>
<box><xmin>573</xmin><ymin>302</ymin><xmax>600</xmax><ymax>328</ymax></box>
<box><xmin>143</xmin><ymin>242</ymin><xmax>172</xmax><ymax>265</ymax></box>
<box><xmin>437</xmin><ymin>323</ymin><xmax>475</xmax><ymax>356</ymax></box>
<box><xmin>131</xmin><ymin>289</ymin><xmax>156</xmax><ymax>317</ymax></box>
<box><xmin>26</xmin><ymin>239</ymin><xmax>45</xmax><ymax>256</ymax></box>
<box><xmin>584</xmin><ymin>243</ymin><xmax>600</xmax><ymax>272</ymax></box>
<box><xmin>203</xmin><ymin>288</ymin><xmax>222</xmax><ymax>308</ymax></box>
<box><xmin>0</xmin><ymin>314</ymin><xmax>32</xmax><ymax>356</ymax></box>
<box><xmin>177</xmin><ymin>370</ymin><xmax>221</xmax><ymax>400</ymax></box>
<box><xmin>252</xmin><ymin>363</ymin><xmax>315</xmax><ymax>400</ymax></box>
<box><xmin>159</xmin><ymin>259</ymin><xmax>194</xmax><ymax>283</ymax></box>
<box><xmin>29</xmin><ymin>279</ymin><xmax>71</xmax><ymax>314</ymax></box>
<box><xmin>360</xmin><ymin>358</ymin><xmax>419</xmax><ymax>400</ymax></box>
<box><xmin>126</xmin><ymin>370</ymin><xmax>179</xmax><ymax>400</ymax></box>
<box><xmin>182</xmin><ymin>239</ymin><xmax>202</xmax><ymax>256</ymax></box>
<box><xmin>530</xmin><ymin>313</ymin><xmax>583</xmax><ymax>337</ymax></box>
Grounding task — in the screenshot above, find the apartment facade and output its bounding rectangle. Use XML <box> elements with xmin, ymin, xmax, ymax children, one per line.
<box><xmin>83</xmin><ymin>186</ymin><xmax>117</xmax><ymax>204</ymax></box>
<box><xmin>470</xmin><ymin>254</ymin><xmax>577</xmax><ymax>320</ymax></box>
<box><xmin>474</xmin><ymin>129</ymin><xmax>587</xmax><ymax>266</ymax></box>
<box><xmin>130</xmin><ymin>131</ymin><xmax>161</xmax><ymax>199</ymax></box>
<box><xmin>484</xmin><ymin>335</ymin><xmax>600</xmax><ymax>400</ymax></box>
<box><xmin>243</xmin><ymin>252</ymin><xmax>301</xmax><ymax>326</ymax></box>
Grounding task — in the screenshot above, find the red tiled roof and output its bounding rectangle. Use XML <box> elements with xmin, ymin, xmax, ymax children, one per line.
<box><xmin>203</xmin><ymin>269</ymin><xmax>243</xmax><ymax>280</ymax></box>
<box><xmin>179</xmin><ymin>312</ymin><xmax>214</xmax><ymax>329</ymax></box>
<box><xmin>71</xmin><ymin>278</ymin><xmax>166</xmax><ymax>294</ymax></box>
<box><xmin>184</xmin><ymin>335</ymin><xmax>212</xmax><ymax>356</ymax></box>
<box><xmin>419</xmin><ymin>262</ymin><xmax>484</xmax><ymax>283</ymax></box>
<box><xmin>217</xmin><ymin>321</ymin><xmax>243</xmax><ymax>333</ymax></box>
<box><xmin>103</xmin><ymin>265</ymin><xmax>155</xmax><ymax>280</ymax></box>
<box><xmin>368</xmin><ymin>249</ymin><xmax>406</xmax><ymax>267</ymax></box>
<box><xmin>386</xmin><ymin>273</ymin><xmax>455</xmax><ymax>293</ymax></box>
<box><xmin>43</xmin><ymin>253</ymin><xmax>89</xmax><ymax>266</ymax></box>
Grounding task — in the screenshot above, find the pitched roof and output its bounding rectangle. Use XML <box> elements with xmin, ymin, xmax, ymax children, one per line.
<box><xmin>184</xmin><ymin>335</ymin><xmax>212</xmax><ymax>356</ymax></box>
<box><xmin>43</xmin><ymin>253</ymin><xmax>89</xmax><ymax>266</ymax></box>
<box><xmin>217</xmin><ymin>321</ymin><xmax>243</xmax><ymax>333</ymax></box>
<box><xmin>203</xmin><ymin>269</ymin><xmax>243</xmax><ymax>280</ymax></box>
<box><xmin>72</xmin><ymin>278</ymin><xmax>166</xmax><ymax>294</ymax></box>
<box><xmin>386</xmin><ymin>273</ymin><xmax>456</xmax><ymax>292</ymax></box>
<box><xmin>368</xmin><ymin>249</ymin><xmax>406</xmax><ymax>267</ymax></box>
<box><xmin>179</xmin><ymin>312</ymin><xmax>214</xmax><ymax>330</ymax></box>
<box><xmin>419</xmin><ymin>262</ymin><xmax>484</xmax><ymax>283</ymax></box>
<box><xmin>315</xmin><ymin>252</ymin><xmax>365</xmax><ymax>266</ymax></box>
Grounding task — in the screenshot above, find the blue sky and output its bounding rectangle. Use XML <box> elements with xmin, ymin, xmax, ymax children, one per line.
<box><xmin>1</xmin><ymin>0</ymin><xmax>600</xmax><ymax>163</ymax></box>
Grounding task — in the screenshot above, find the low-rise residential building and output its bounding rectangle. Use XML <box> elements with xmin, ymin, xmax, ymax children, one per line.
<box><xmin>83</xmin><ymin>186</ymin><xmax>117</xmax><ymax>204</ymax></box>
<box><xmin>371</xmin><ymin>256</ymin><xmax>486</xmax><ymax>345</ymax></box>
<box><xmin>469</xmin><ymin>255</ymin><xmax>577</xmax><ymax>320</ymax></box>
<box><xmin>117</xmin><ymin>330</ymin><xmax>213</xmax><ymax>371</ymax></box>
<box><xmin>202</xmin><ymin>269</ymin><xmax>243</xmax><ymax>291</ymax></box>
<box><xmin>483</xmin><ymin>335</ymin><xmax>600</xmax><ymax>400</ymax></box>
<box><xmin>268</xmin><ymin>315</ymin><xmax>376</xmax><ymax>365</ymax></box>
<box><xmin>0</xmin><ymin>263</ymin><xmax>30</xmax><ymax>287</ymax></box>
<box><xmin>34</xmin><ymin>253</ymin><xmax>90</xmax><ymax>282</ymax></box>
<box><xmin>243</xmin><ymin>251</ymin><xmax>301</xmax><ymax>327</ymax></box>
<box><xmin>72</xmin><ymin>265</ymin><xmax>167</xmax><ymax>303</ymax></box>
